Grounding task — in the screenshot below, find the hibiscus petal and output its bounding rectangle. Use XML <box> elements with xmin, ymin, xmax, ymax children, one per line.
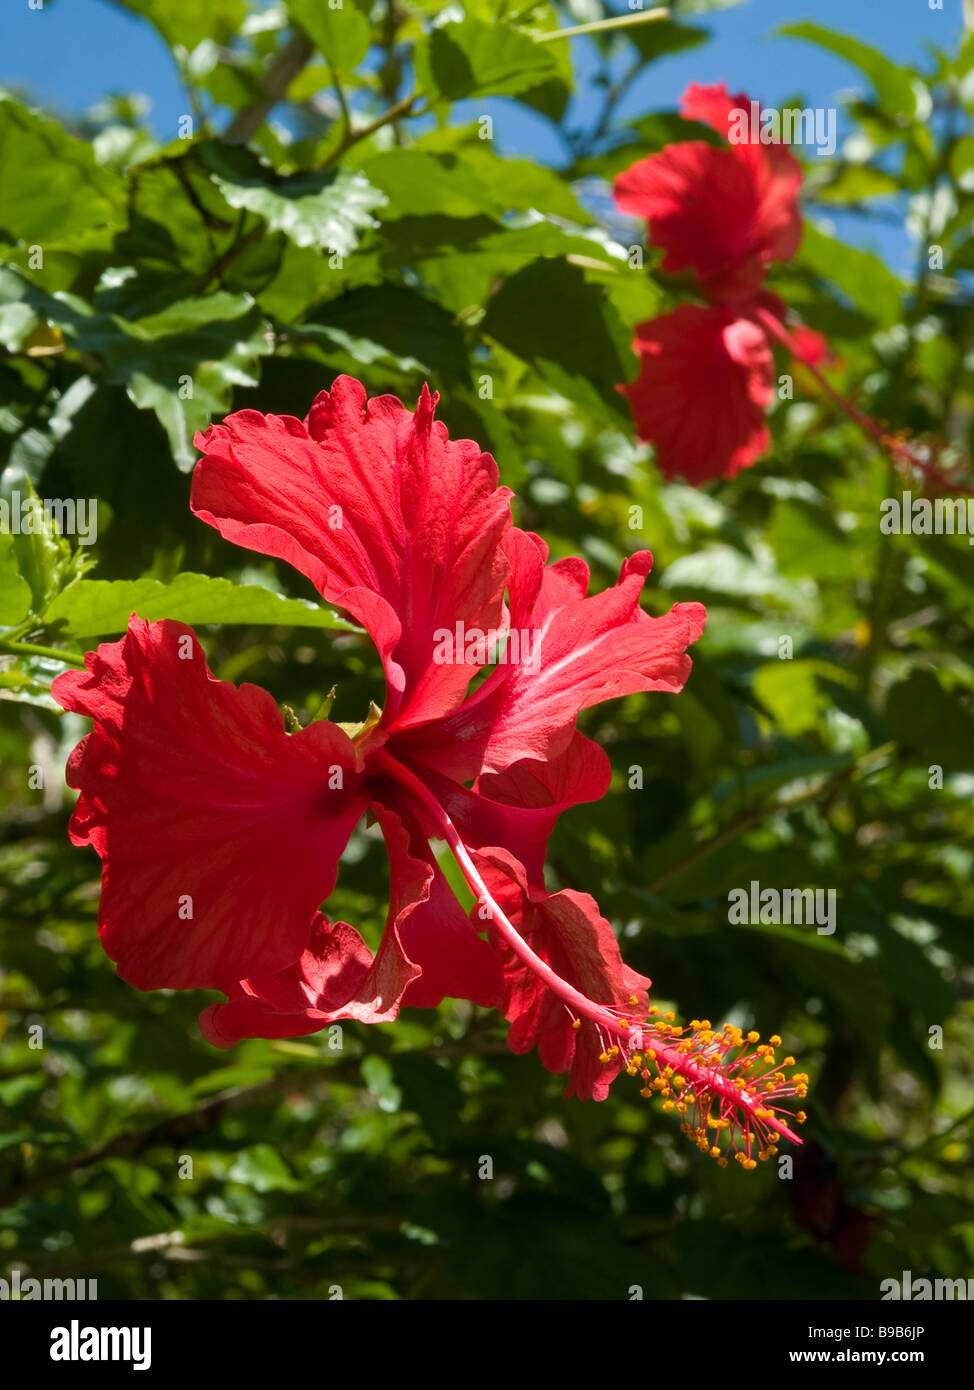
<box><xmin>388</xmin><ymin>527</ymin><xmax>548</xmax><ymax>783</ymax></box>
<box><xmin>473</xmin><ymin>847</ymin><xmax>651</xmax><ymax>1101</ymax></box>
<box><xmin>679</xmin><ymin>80</ymin><xmax>750</xmax><ymax>138</ymax></box>
<box><xmin>411</xmin><ymin>547</ymin><xmax>705</xmax><ymax>774</ymax></box>
<box><xmin>52</xmin><ymin>617</ymin><xmax>368</xmax><ymax>993</ymax></box>
<box><xmin>192</xmin><ymin>376</ymin><xmax>512</xmax><ymax>728</ymax></box>
<box><xmin>199</xmin><ymin>915</ymin><xmax>381</xmax><ymax>1045</ymax></box>
<box><xmin>622</xmin><ymin>304</ymin><xmax>774</xmax><ymax>485</ymax></box>
<box><xmin>399</xmin><ymin>730</ymin><xmax>610</xmax><ymax>887</ymax></box>
<box><xmin>371</xmin><ymin>802</ymin><xmax>505</xmax><ymax>1009</ymax></box>
<box><xmin>789</xmin><ymin>322</ymin><xmax>833</xmax><ymax>367</ymax></box>
<box><xmin>613</xmin><ymin>141</ymin><xmax>800</xmax><ymax>302</ymax></box>
<box><xmin>199</xmin><ymin>808</ymin><xmax>430</xmax><ymax>1044</ymax></box>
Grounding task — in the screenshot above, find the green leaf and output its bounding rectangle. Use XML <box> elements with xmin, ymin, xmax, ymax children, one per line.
<box><xmin>778</xmin><ymin>23</ymin><xmax>920</xmax><ymax>123</ymax></box>
<box><xmin>201</xmin><ymin>146</ymin><xmax>385</xmax><ymax>254</ymax></box>
<box><xmin>229</xmin><ymin>1144</ymin><xmax>301</xmax><ymax>1193</ymax></box>
<box><xmin>361</xmin><ymin>1055</ymin><xmax>402</xmax><ymax>1114</ymax></box>
<box><xmin>0</xmin><ymin>532</ymin><xmax>32</xmax><ymax>626</ymax></box>
<box><xmin>112</xmin><ymin>0</ymin><xmax>245</xmax><ymax>48</ymax></box>
<box><xmin>659</xmin><ymin>545</ymin><xmax>813</xmax><ymax>610</ymax></box>
<box><xmin>102</xmin><ymin>292</ymin><xmax>273</xmax><ymax>472</ymax></box>
<box><xmin>286</xmin><ymin>0</ymin><xmax>371</xmax><ymax>71</ymax></box>
<box><xmin>0</xmin><ymin>272</ymin><xmax>271</xmax><ymax>469</ymax></box>
<box><xmin>347</xmin><ymin>149</ymin><xmax>490</xmax><ymax>221</ymax></box>
<box><xmin>753</xmin><ymin>661</ymin><xmax>826</xmax><ymax>738</ymax></box>
<box><xmin>359</xmin><ymin>145</ymin><xmax>587</xmax><ymax>223</ymax></box>
<box><xmin>0</xmin><ymin>299</ymin><xmax>40</xmax><ymax>352</ymax></box>
<box><xmin>412</xmin><ymin>221</ymin><xmax>619</xmax><ymax>315</ymax></box>
<box><xmin>798</xmin><ymin>221</ymin><xmax>904</xmax><ymax>329</ymax></box>
<box><xmin>886</xmin><ymin>669</ymin><xmax>974</xmax><ymax>770</ymax></box>
<box><xmin>415</xmin><ymin>19</ymin><xmax>557</xmax><ymax>102</ymax></box>
<box><xmin>807</xmin><ymin>164</ymin><xmax>901</xmax><ymax>204</ymax></box>
<box><xmin>625</xmin><ymin>19</ymin><xmax>708</xmax><ymax>62</ymax></box>
<box><xmin>482</xmin><ymin>258</ymin><xmax>629</xmax><ymax>420</ymax></box>
<box><xmin>459</xmin><ymin>148</ymin><xmax>589</xmax><ymax>221</ymax></box>
<box><xmin>2</xmin><ymin>482</ymin><xmax>87</xmax><ymax>615</ymax></box>
<box><xmin>45</xmin><ymin>573</ymin><xmax>355</xmax><ymax>638</ymax></box>
<box><xmin>0</xmin><ymin>97</ymin><xmax>124</xmax><ymax>246</ymax></box>
<box><xmin>300</xmin><ymin>283</ymin><xmax>469</xmax><ymax>379</ymax></box>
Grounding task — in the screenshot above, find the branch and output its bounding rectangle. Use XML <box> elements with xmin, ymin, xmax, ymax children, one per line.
<box><xmin>317</xmin><ymin>92</ymin><xmax>420</xmax><ymax>169</ymax></box>
<box><xmin>222</xmin><ymin>30</ymin><xmax>316</xmax><ymax>146</ymax></box>
<box><xmin>534</xmin><ymin>7</ymin><xmax>670</xmax><ymax>43</ymax></box>
<box><xmin>0</xmin><ymin>639</ymin><xmax>86</xmax><ymax>667</ymax></box>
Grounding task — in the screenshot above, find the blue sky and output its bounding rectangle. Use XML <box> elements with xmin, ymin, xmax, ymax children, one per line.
<box><xmin>0</xmin><ymin>0</ymin><xmax>964</xmax><ymax>273</ymax></box>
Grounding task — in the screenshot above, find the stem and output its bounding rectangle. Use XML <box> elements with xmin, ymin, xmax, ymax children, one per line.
<box><xmin>0</xmin><ymin>639</ymin><xmax>86</xmax><ymax>668</ymax></box>
<box><xmin>370</xmin><ymin>751</ymin><xmax>801</xmax><ymax>1146</ymax></box>
<box><xmin>754</xmin><ymin>304</ymin><xmax>905</xmax><ymax>458</ymax></box>
<box><xmin>316</xmin><ymin>92</ymin><xmax>420</xmax><ymax>170</ymax></box>
<box><xmin>222</xmin><ymin>30</ymin><xmax>315</xmax><ymax>146</ymax></box>
<box><xmin>371</xmin><ymin>750</ymin><xmax>618</xmax><ymax>1031</ymax></box>
<box><xmin>202</xmin><ymin>221</ymin><xmax>264</xmax><ymax>293</ymax></box>
<box><xmin>378</xmin><ymin>0</ymin><xmax>406</xmax><ymax>147</ymax></box>
<box><xmin>533</xmin><ymin>8</ymin><xmax>670</xmax><ymax>42</ymax></box>
<box><xmin>327</xmin><ymin>58</ymin><xmax>351</xmax><ymax>142</ymax></box>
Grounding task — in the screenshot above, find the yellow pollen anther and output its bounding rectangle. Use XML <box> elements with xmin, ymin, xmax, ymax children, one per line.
<box><xmin>571</xmin><ymin>1018</ymin><xmax>581</xmax><ymax>1031</ymax></box>
<box><xmin>747</xmin><ymin>1031</ymin><xmax>760</xmax><ymax>1044</ymax></box>
<box><xmin>769</xmin><ymin>1035</ymin><xmax>782</xmax><ymax>1047</ymax></box>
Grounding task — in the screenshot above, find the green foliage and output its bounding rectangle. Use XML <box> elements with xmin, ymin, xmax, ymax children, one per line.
<box><xmin>0</xmin><ymin>0</ymin><xmax>972</xmax><ymax>1304</ymax></box>
<box><xmin>45</xmin><ymin>573</ymin><xmax>353</xmax><ymax>638</ymax></box>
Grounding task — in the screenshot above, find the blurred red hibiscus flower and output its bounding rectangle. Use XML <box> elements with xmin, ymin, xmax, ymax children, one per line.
<box><xmin>614</xmin><ymin>82</ymin><xmax>938</xmax><ymax>487</ymax></box>
<box><xmin>54</xmin><ymin>376</ymin><xmax>806</xmax><ymax>1165</ymax></box>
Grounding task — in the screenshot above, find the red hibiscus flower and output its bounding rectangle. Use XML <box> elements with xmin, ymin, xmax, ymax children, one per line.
<box><xmin>613</xmin><ymin>82</ymin><xmax>932</xmax><ymax>487</ymax></box>
<box><xmin>53</xmin><ymin>376</ymin><xmax>807</xmax><ymax>1165</ymax></box>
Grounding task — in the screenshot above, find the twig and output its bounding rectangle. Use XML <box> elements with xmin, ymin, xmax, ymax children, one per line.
<box><xmin>0</xmin><ymin>639</ymin><xmax>86</xmax><ymax>668</ymax></box>
<box><xmin>222</xmin><ymin>31</ymin><xmax>316</xmax><ymax>146</ymax></box>
<box><xmin>534</xmin><ymin>8</ymin><xmax>670</xmax><ymax>43</ymax></box>
<box><xmin>317</xmin><ymin>92</ymin><xmax>420</xmax><ymax>169</ymax></box>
